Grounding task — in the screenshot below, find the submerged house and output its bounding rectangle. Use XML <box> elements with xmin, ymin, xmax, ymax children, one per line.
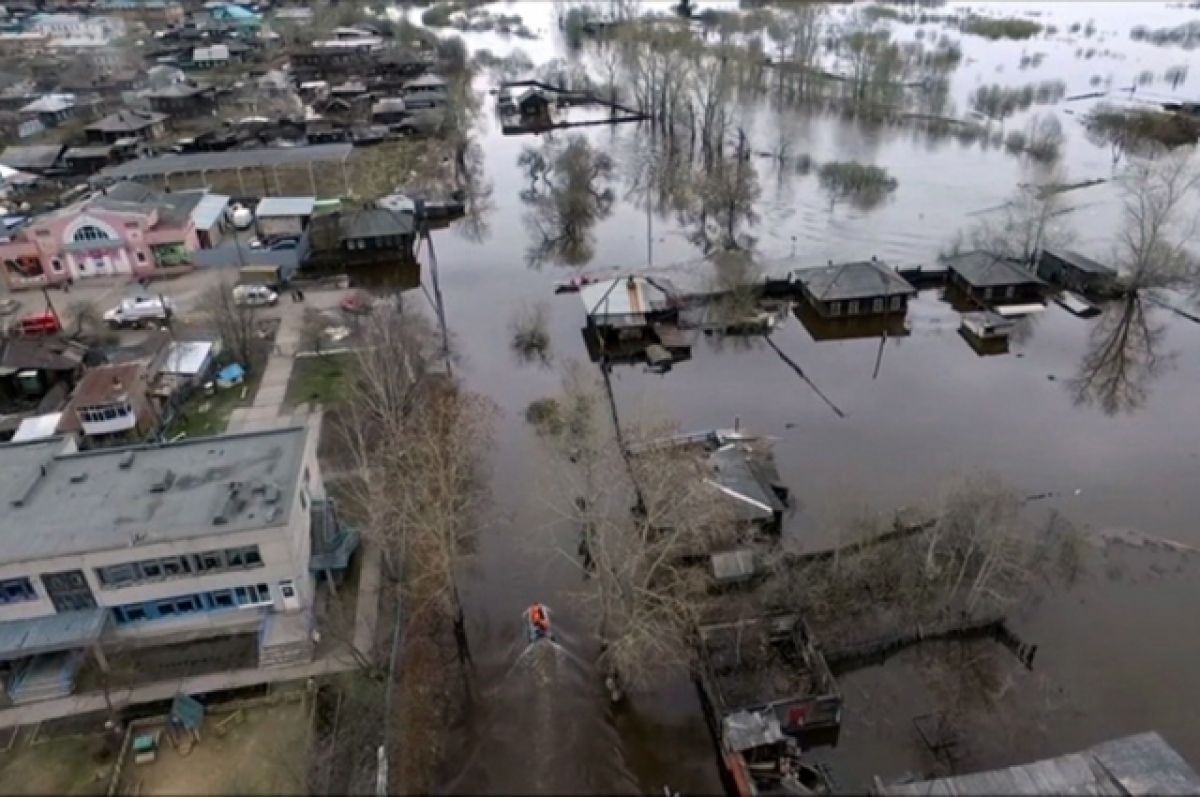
<box><xmin>792</xmin><ymin>258</ymin><xmax>917</xmax><ymax>318</ymax></box>
<box><xmin>943</xmin><ymin>250</ymin><xmax>1046</xmax><ymax>305</ymax></box>
<box><xmin>580</xmin><ymin>275</ymin><xmax>678</xmax><ymax>332</ymax></box>
<box><xmin>695</xmin><ymin>613</ymin><xmax>843</xmax><ymax>797</ymax></box>
<box><xmin>1038</xmin><ymin>247</ymin><xmax>1120</xmax><ymax>296</ymax></box>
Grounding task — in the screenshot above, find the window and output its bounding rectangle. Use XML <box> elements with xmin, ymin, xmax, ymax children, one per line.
<box><xmin>299</xmin><ymin>490</ymin><xmax>307</xmax><ymax>511</ymax></box>
<box><xmin>73</xmin><ymin>225</ymin><xmax>113</xmax><ymax>243</ymax></box>
<box><xmin>847</xmin><ymin>300</ymin><xmax>860</xmax><ymax>316</ymax></box>
<box><xmin>50</xmin><ymin>259</ymin><xmax>63</xmax><ymax>272</ymax></box>
<box><xmin>1004</xmin><ymin>285</ymin><xmax>1015</xmax><ymax>299</ymax></box>
<box><xmin>211</xmin><ymin>589</ymin><xmax>235</xmax><ymax>608</ymax></box>
<box><xmin>828</xmin><ymin>301</ymin><xmax>841</xmax><ymax>317</ymax></box>
<box><xmin>280</xmin><ymin>581</ymin><xmax>296</xmax><ymax>599</ymax></box>
<box><xmin>889</xmin><ymin>295</ymin><xmax>902</xmax><ymax>311</ymax></box>
<box><xmin>234</xmin><ymin>583</ymin><xmax>271</xmax><ymax>607</ymax></box>
<box><xmin>871</xmin><ymin>298</ymin><xmax>884</xmax><ymax>313</ymax></box>
<box><xmin>136</xmin><ymin>251</ymin><xmax>147</xmax><ymax>263</ymax></box>
<box><xmin>141</xmin><ymin>561</ymin><xmax>162</xmax><ymax>579</ymax></box>
<box><xmin>983</xmin><ymin>287</ymin><xmax>993</xmax><ymax>300</ymax></box>
<box><xmin>197</xmin><ymin>551</ymin><xmax>224</xmax><ymax>572</ymax></box>
<box><xmin>96</xmin><ymin>563</ymin><xmax>136</xmax><ymax>587</ymax></box>
<box><xmin>124</xmin><ymin>606</ymin><xmax>146</xmax><ymax>622</ymax></box>
<box><xmin>0</xmin><ymin>577</ymin><xmax>36</xmax><ymax>605</ymax></box>
<box><xmin>160</xmin><ymin>556</ymin><xmax>189</xmax><ymax>577</ymax></box>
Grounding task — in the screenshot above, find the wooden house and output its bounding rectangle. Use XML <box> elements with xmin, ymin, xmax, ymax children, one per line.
<box><xmin>1037</xmin><ymin>247</ymin><xmax>1120</xmax><ymax>296</ymax></box>
<box><xmin>943</xmin><ymin>250</ymin><xmax>1046</xmax><ymax>305</ymax></box>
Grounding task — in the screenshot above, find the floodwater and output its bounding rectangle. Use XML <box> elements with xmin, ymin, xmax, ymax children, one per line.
<box><xmin>395</xmin><ymin>2</ymin><xmax>1200</xmax><ymax>793</ymax></box>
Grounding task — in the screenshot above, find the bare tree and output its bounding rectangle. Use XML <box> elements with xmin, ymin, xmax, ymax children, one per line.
<box><xmin>199</xmin><ymin>279</ymin><xmax>258</xmax><ymax>367</ymax></box>
<box><xmin>969</xmin><ymin>163</ymin><xmax>1073</xmax><ymax>267</ymax></box>
<box><xmin>1112</xmin><ymin>149</ymin><xmax>1200</xmax><ymax>291</ymax></box>
<box><xmin>535</xmin><ymin>363</ymin><xmax>739</xmax><ymax>700</ymax></box>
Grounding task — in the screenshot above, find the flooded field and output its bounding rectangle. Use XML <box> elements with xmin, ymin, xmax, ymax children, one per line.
<box><xmin>387</xmin><ymin>1</ymin><xmax>1200</xmax><ymax>792</ymax></box>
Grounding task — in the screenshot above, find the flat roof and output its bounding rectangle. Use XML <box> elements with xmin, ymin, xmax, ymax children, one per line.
<box><xmin>98</xmin><ymin>144</ymin><xmax>353</xmax><ymax>179</ymax></box>
<box><xmin>256</xmin><ymin>196</ymin><xmax>315</xmax><ymax>217</ymax></box>
<box><xmin>190</xmin><ymin>191</ymin><xmax>229</xmax><ymax>230</ymax></box>
<box><xmin>0</xmin><ymin>425</ymin><xmax>308</xmax><ymax>564</ymax></box>
<box><xmin>0</xmin><ymin>607</ymin><xmax>107</xmax><ymax>662</ymax></box>
<box><xmin>160</xmin><ymin>339</ymin><xmax>214</xmax><ymax>375</ymax></box>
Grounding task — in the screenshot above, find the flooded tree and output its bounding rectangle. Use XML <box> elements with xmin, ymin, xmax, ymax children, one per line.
<box><xmin>817</xmin><ymin>161</ymin><xmax>899</xmax><ymax>211</ymax></box>
<box><xmin>510</xmin><ymin>301</ymin><xmax>553</xmax><ymax>366</ymax></box>
<box><xmin>1070</xmin><ymin>295</ymin><xmax>1172</xmax><ymax>416</ymax></box>
<box><xmin>968</xmin><ymin>163</ymin><xmax>1072</xmax><ymax>266</ymax></box>
<box><xmin>534</xmin><ymin>364</ymin><xmax>738</xmax><ymax>700</ymax></box>
<box><xmin>1023</xmin><ymin>112</ymin><xmax>1065</xmax><ymax>162</ymax></box>
<box><xmin>767</xmin><ymin>3</ymin><xmax>826</xmax><ymax>103</ymax></box>
<box><xmin>1084</xmin><ymin>105</ymin><xmax>1200</xmax><ymax>165</ymax></box>
<box><xmin>695</xmin><ymin>129</ymin><xmax>761</xmax><ymax>250</ymax></box>
<box><xmin>1112</xmin><ymin>149</ymin><xmax>1200</xmax><ymax>291</ymax></box>
<box><xmin>519</xmin><ymin>135</ymin><xmax>616</xmax><ymax>267</ymax></box>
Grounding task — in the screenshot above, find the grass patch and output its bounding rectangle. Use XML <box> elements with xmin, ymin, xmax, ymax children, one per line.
<box><xmin>960</xmin><ymin>15</ymin><xmax>1043</xmax><ymax>40</ymax></box>
<box><xmin>285</xmin><ymin>353</ymin><xmax>353</xmax><ymax>411</ymax></box>
<box><xmin>165</xmin><ymin>366</ymin><xmax>264</xmax><ymax>440</ymax></box>
<box><xmin>0</xmin><ymin>732</ymin><xmax>112</xmax><ymax>795</ymax></box>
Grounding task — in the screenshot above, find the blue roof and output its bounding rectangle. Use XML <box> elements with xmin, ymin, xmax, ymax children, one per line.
<box><xmin>170</xmin><ymin>693</ymin><xmax>205</xmax><ymax>730</ymax></box>
<box><xmin>212</xmin><ymin>3</ymin><xmax>259</xmax><ymax>21</ymax></box>
<box><xmin>217</xmin><ymin>363</ymin><xmax>245</xmax><ymax>381</ymax></box>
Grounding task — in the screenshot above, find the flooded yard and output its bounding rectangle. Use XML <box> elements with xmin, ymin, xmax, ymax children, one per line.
<box><xmin>376</xmin><ymin>0</ymin><xmax>1200</xmax><ymax>791</ymax></box>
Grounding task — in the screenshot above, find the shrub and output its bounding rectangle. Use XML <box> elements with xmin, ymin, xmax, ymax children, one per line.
<box><xmin>960</xmin><ymin>15</ymin><xmax>1043</xmax><ymax>40</ymax></box>
<box><xmin>817</xmin><ymin>161</ymin><xmax>898</xmax><ymax>208</ymax></box>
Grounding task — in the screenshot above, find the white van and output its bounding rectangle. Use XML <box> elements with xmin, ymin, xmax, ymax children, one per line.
<box><xmin>103</xmin><ymin>296</ymin><xmax>175</xmax><ymax>328</ymax></box>
<box><xmin>232</xmin><ymin>284</ymin><xmax>279</xmax><ymax>307</ymax></box>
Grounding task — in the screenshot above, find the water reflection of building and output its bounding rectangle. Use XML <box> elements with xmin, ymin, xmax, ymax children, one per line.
<box><xmin>794</xmin><ymin>300</ymin><xmax>910</xmax><ymax>342</ymax></box>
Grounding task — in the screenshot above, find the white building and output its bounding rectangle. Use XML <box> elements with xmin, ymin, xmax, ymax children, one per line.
<box><xmin>27</xmin><ymin>13</ymin><xmax>125</xmax><ymax>46</ymax></box>
<box><xmin>0</xmin><ymin>421</ymin><xmax>351</xmax><ymax>703</ymax></box>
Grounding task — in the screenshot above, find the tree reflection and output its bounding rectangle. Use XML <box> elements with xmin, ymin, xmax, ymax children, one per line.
<box><xmin>456</xmin><ymin>139</ymin><xmax>494</xmax><ymax>244</ymax></box>
<box><xmin>519</xmin><ymin>135</ymin><xmax>615</xmax><ymax>268</ymax></box>
<box><xmin>1070</xmin><ymin>295</ymin><xmax>1173</xmax><ymax>415</ymax></box>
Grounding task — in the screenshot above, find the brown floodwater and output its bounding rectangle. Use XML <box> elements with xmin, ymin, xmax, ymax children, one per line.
<box><xmin>401</xmin><ymin>2</ymin><xmax>1200</xmax><ymax>792</ymax></box>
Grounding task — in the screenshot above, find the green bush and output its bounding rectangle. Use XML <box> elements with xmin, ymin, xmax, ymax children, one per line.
<box><xmin>960</xmin><ymin>15</ymin><xmax>1043</xmax><ymax>40</ymax></box>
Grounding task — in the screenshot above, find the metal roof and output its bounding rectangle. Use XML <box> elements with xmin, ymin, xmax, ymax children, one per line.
<box><xmin>1042</xmin><ymin>247</ymin><xmax>1117</xmax><ymax>276</ymax></box>
<box><xmin>256</xmin><ymin>195</ymin><xmax>316</xmax><ymax>218</ymax></box>
<box><xmin>0</xmin><ymin>425</ymin><xmax>308</xmax><ymax>564</ymax></box>
<box><xmin>159</xmin><ymin>339</ymin><xmax>214</xmax><ymax>376</ymax></box>
<box><xmin>340</xmin><ymin>206</ymin><xmax>414</xmax><ymax>239</ymax></box>
<box><xmin>0</xmin><ymin>608</ymin><xmax>108</xmax><ymax>662</ymax></box>
<box><xmin>12</xmin><ymin>413</ymin><xmax>65</xmax><ymax>443</ymax></box>
<box><xmin>580</xmin><ymin>276</ymin><xmax>674</xmax><ymax>321</ymax></box>
<box><xmin>796</xmin><ymin>259</ymin><xmax>916</xmax><ymax>301</ymax></box>
<box><xmin>943</xmin><ymin>250</ymin><xmax>1046</xmax><ymax>288</ymax></box>
<box><xmin>85</xmin><ymin>108</ymin><xmax>167</xmax><ymax>133</ymax></box>
<box><xmin>19</xmin><ymin>93</ymin><xmax>76</xmax><ymax>114</ymax></box>
<box><xmin>98</xmin><ymin>144</ymin><xmax>353</xmax><ymax>179</ymax></box>
<box><xmin>0</xmin><ymin>144</ymin><xmax>64</xmax><ymax>170</ymax></box>
<box><xmin>193</xmin><ymin>43</ymin><xmax>229</xmax><ymax>61</ymax></box>
<box><xmin>876</xmin><ymin>732</ymin><xmax>1200</xmax><ymax>795</ymax></box>
<box><xmin>707</xmin><ymin>444</ymin><xmax>785</xmax><ymax>523</ymax></box>
<box><xmin>190</xmin><ymin>191</ymin><xmax>229</xmax><ymax>230</ymax></box>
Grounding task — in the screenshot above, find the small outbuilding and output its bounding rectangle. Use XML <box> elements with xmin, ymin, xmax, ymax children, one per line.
<box><xmin>580</xmin><ymin>275</ymin><xmax>677</xmax><ymax>331</ymax></box>
<box><xmin>255</xmin><ymin>196</ymin><xmax>315</xmax><ymax>238</ymax></box>
<box><xmin>1037</xmin><ymin>247</ymin><xmax>1120</xmax><ymax>296</ymax></box>
<box><xmin>942</xmin><ymin>250</ymin><xmax>1046</xmax><ymax>305</ymax></box>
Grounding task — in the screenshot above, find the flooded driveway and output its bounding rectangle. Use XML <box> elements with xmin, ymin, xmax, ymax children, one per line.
<box><xmin>397</xmin><ymin>1</ymin><xmax>1200</xmax><ymax>792</ymax></box>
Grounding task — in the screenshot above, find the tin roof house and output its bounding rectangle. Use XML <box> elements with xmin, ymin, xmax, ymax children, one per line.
<box><xmin>792</xmin><ymin>258</ymin><xmax>916</xmax><ymax>319</ymax></box>
<box><xmin>1037</xmin><ymin>248</ymin><xmax>1120</xmax><ymax>297</ymax></box>
<box><xmin>943</xmin><ymin>250</ymin><xmax>1046</xmax><ymax>306</ymax></box>
<box><xmin>580</xmin><ymin>275</ymin><xmax>678</xmax><ymax>331</ymax></box>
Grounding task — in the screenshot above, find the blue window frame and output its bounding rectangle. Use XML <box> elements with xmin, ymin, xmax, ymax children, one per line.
<box><xmin>112</xmin><ymin>581</ymin><xmax>275</xmax><ymax>625</ymax></box>
<box><xmin>0</xmin><ymin>577</ymin><xmax>36</xmax><ymax>604</ymax></box>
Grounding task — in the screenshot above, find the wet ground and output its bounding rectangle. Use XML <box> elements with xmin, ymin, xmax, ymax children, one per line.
<box><xmin>377</xmin><ymin>2</ymin><xmax>1200</xmax><ymax>792</ymax></box>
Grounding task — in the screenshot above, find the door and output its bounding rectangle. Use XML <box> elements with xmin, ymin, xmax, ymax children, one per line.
<box><xmin>40</xmin><ymin>570</ymin><xmax>97</xmax><ymax>612</ymax></box>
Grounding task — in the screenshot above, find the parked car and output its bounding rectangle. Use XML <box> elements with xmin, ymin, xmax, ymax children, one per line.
<box><xmin>103</xmin><ymin>296</ymin><xmax>175</xmax><ymax>329</ymax></box>
<box><xmin>17</xmin><ymin>310</ymin><xmax>61</xmax><ymax>336</ymax></box>
<box><xmin>232</xmin><ymin>284</ymin><xmax>279</xmax><ymax>307</ymax></box>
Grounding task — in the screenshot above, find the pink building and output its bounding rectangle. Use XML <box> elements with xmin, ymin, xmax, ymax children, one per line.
<box><xmin>0</xmin><ymin>183</ymin><xmax>204</xmax><ymax>291</ymax></box>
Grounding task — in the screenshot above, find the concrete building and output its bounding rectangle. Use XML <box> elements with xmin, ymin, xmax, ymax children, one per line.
<box><xmin>27</xmin><ymin>13</ymin><xmax>125</xmax><ymax>46</ymax></box>
<box><xmin>0</xmin><ymin>423</ymin><xmax>330</xmax><ymax>703</ymax></box>
<box><xmin>0</xmin><ymin>182</ymin><xmax>203</xmax><ymax>290</ymax></box>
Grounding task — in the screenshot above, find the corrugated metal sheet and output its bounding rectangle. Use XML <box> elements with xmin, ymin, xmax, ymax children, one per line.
<box><xmin>256</xmin><ymin>196</ymin><xmax>316</xmax><ymax>218</ymax></box>
<box><xmin>0</xmin><ymin>608</ymin><xmax>107</xmax><ymax>662</ymax></box>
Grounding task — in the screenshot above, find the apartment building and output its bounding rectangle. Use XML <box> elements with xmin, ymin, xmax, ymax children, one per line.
<box><xmin>0</xmin><ymin>422</ymin><xmax>332</xmax><ymax>703</ymax></box>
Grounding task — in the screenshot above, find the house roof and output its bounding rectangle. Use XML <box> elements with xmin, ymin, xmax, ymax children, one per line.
<box><xmin>1043</xmin><ymin>247</ymin><xmax>1116</xmax><ymax>276</ymax></box>
<box><xmin>707</xmin><ymin>444</ymin><xmax>786</xmax><ymax>523</ymax></box>
<box><xmin>403</xmin><ymin>73</ymin><xmax>448</xmax><ymax>91</ymax></box>
<box><xmin>64</xmin><ymin>145</ymin><xmax>115</xmax><ymax>159</ymax></box>
<box><xmin>0</xmin><ymin>337</ymin><xmax>84</xmax><ymax>375</ymax></box>
<box><xmin>340</xmin><ymin>206</ymin><xmax>414</xmax><ymax>239</ymax></box>
<box><xmin>63</xmin><ymin>362</ymin><xmax>147</xmax><ymax>409</ymax></box>
<box><xmin>256</xmin><ymin>195</ymin><xmax>315</xmax><ymax>217</ymax></box>
<box><xmin>0</xmin><ymin>144</ymin><xmax>64</xmax><ymax>170</ymax></box>
<box><xmin>875</xmin><ymin>732</ymin><xmax>1200</xmax><ymax>796</ymax></box>
<box><xmin>85</xmin><ymin>108</ymin><xmax>168</xmax><ymax>134</ymax></box>
<box><xmin>943</xmin><ymin>250</ymin><xmax>1045</xmax><ymax>288</ymax></box>
<box><xmin>0</xmin><ymin>425</ymin><xmax>309</xmax><ymax>564</ymax></box>
<box><xmin>580</xmin><ymin>276</ymin><xmax>675</xmax><ymax>320</ymax></box>
<box><xmin>192</xmin><ymin>43</ymin><xmax>229</xmax><ymax>61</ymax></box>
<box><xmin>796</xmin><ymin>259</ymin><xmax>916</xmax><ymax>302</ymax></box>
<box><xmin>371</xmin><ymin>97</ymin><xmax>406</xmax><ymax>115</ymax></box>
<box><xmin>19</xmin><ymin>93</ymin><xmax>75</xmax><ymax>114</ymax></box>
<box><xmin>100</xmin><ymin>144</ymin><xmax>353</xmax><ymax>179</ymax></box>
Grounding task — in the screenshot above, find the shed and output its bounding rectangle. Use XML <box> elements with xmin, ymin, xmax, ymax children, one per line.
<box><xmin>516</xmin><ymin>88</ymin><xmax>552</xmax><ymax>120</ymax></box>
<box><xmin>255</xmin><ymin>196</ymin><xmax>315</xmax><ymax>238</ymax></box>
<box><xmin>792</xmin><ymin>259</ymin><xmax>916</xmax><ymax>318</ymax></box>
<box><xmin>942</xmin><ymin>250</ymin><xmax>1046</xmax><ymax>305</ymax></box>
<box><xmin>1038</xmin><ymin>247</ymin><xmax>1119</xmax><ymax>296</ymax></box>
<box><xmin>159</xmin><ymin>340</ymin><xmax>215</xmax><ymax>377</ymax></box>
<box><xmin>191</xmin><ymin>43</ymin><xmax>230</xmax><ymax>68</ymax></box>
<box><xmin>190</xmin><ymin>192</ymin><xmax>230</xmax><ymax>248</ymax></box>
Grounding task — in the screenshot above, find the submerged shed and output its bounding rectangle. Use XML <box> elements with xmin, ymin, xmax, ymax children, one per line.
<box><xmin>580</xmin><ymin>275</ymin><xmax>677</xmax><ymax>330</ymax></box>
